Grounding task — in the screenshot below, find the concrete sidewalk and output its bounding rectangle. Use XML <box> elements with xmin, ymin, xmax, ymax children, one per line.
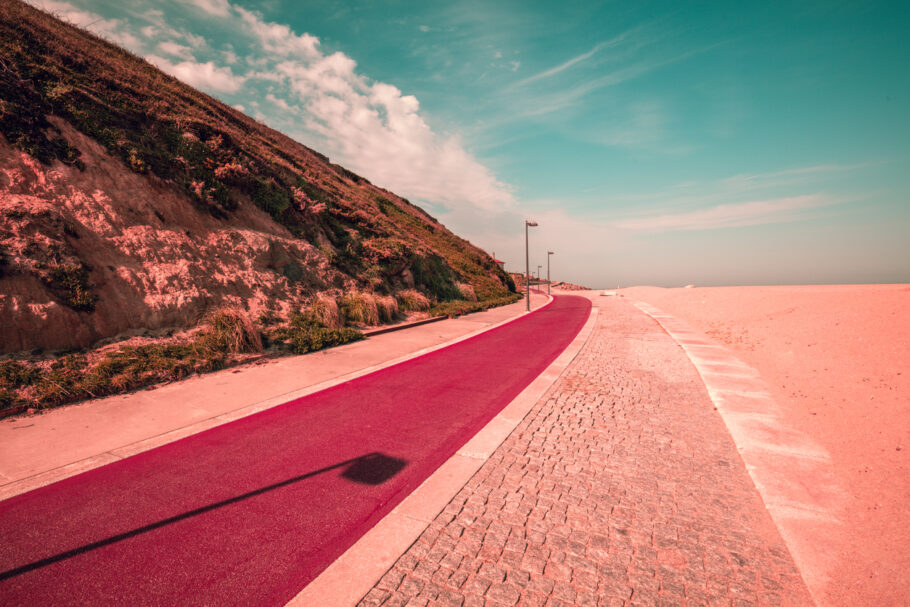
<box><xmin>0</xmin><ymin>292</ymin><xmax>548</xmax><ymax>499</ymax></box>
<box><xmin>357</xmin><ymin>294</ymin><xmax>813</xmax><ymax>606</ymax></box>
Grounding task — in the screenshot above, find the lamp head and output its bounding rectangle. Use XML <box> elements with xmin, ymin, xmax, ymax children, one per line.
<box><xmin>548</xmin><ymin>251</ymin><xmax>554</xmax><ymax>255</ymax></box>
<box><xmin>526</xmin><ymin>220</ymin><xmax>538</xmax><ymax>227</ymax></box>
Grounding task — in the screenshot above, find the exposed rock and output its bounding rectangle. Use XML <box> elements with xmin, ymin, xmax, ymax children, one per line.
<box><xmin>0</xmin><ymin>122</ymin><xmax>347</xmax><ymax>353</ymax></box>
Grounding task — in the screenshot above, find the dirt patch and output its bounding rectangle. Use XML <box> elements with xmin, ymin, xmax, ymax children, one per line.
<box><xmin>622</xmin><ymin>284</ymin><xmax>910</xmax><ymax>606</ymax></box>
<box><xmin>0</xmin><ymin>123</ymin><xmax>343</xmax><ymax>354</ymax></box>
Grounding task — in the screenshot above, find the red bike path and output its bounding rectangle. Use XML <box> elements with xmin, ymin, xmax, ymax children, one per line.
<box><xmin>0</xmin><ymin>294</ymin><xmax>591</xmax><ymax>606</ymax></box>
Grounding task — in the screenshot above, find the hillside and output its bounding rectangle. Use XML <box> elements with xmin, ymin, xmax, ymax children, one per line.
<box><xmin>0</xmin><ymin>0</ymin><xmax>514</xmax><ymax>358</ymax></box>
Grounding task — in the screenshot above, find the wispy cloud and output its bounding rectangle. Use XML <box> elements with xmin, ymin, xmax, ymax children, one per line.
<box><xmin>614</xmin><ymin>194</ymin><xmax>835</xmax><ymax>232</ymax></box>
<box><xmin>721</xmin><ymin>163</ymin><xmax>869</xmax><ymax>191</ymax></box>
<box><xmin>494</xmin><ymin>38</ymin><xmax>722</xmax><ymax>126</ymax></box>
<box><xmin>588</xmin><ymin>100</ymin><xmax>689</xmax><ymax>152</ymax></box>
<box><xmin>511</xmin><ymin>29</ymin><xmax>640</xmax><ymax>88</ymax></box>
<box><xmin>512</xmin><ymin>41</ymin><xmax>605</xmax><ymax>87</ymax></box>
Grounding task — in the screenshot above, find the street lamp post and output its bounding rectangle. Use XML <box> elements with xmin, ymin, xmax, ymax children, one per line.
<box><xmin>525</xmin><ymin>220</ymin><xmax>537</xmax><ymax>311</ymax></box>
<box><xmin>547</xmin><ymin>251</ymin><xmax>554</xmax><ymax>296</ymax></box>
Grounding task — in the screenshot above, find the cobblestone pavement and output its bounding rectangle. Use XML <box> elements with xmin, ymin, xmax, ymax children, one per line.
<box><xmin>357</xmin><ymin>298</ymin><xmax>812</xmax><ymax>607</ymax></box>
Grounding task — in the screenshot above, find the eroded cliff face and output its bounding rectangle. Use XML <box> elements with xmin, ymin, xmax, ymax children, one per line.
<box><xmin>0</xmin><ymin>120</ymin><xmax>349</xmax><ymax>354</ymax></box>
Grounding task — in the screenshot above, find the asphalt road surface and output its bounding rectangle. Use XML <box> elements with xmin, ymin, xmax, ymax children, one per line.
<box><xmin>0</xmin><ymin>294</ymin><xmax>591</xmax><ymax>606</ymax></box>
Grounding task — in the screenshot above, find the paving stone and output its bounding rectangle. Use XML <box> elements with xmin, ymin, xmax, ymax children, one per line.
<box><xmin>526</xmin><ymin>575</ymin><xmax>556</xmax><ymax>596</ymax></box>
<box><xmin>431</xmin><ymin>589</ymin><xmax>465</xmax><ymax>607</ymax></box>
<box><xmin>359</xmin><ymin>587</ymin><xmax>391</xmax><ymax>607</ymax></box>
<box><xmin>462</xmin><ymin>576</ymin><xmax>492</xmax><ymax>596</ymax></box>
<box><xmin>358</xmin><ymin>299</ymin><xmax>813</xmax><ymax>606</ymax></box>
<box><xmin>551</xmin><ymin>581</ymin><xmax>576</xmax><ymax>603</ymax></box>
<box><xmin>486</xmin><ymin>583</ymin><xmax>522</xmax><ymax>606</ymax></box>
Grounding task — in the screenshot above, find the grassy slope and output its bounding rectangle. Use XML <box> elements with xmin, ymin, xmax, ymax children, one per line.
<box><xmin>0</xmin><ymin>0</ymin><xmax>520</xmax><ymax>413</ymax></box>
<box><xmin>0</xmin><ymin>0</ymin><xmax>514</xmax><ymax>304</ymax></box>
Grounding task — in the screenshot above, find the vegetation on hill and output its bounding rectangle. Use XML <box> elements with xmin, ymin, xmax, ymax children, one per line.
<box><xmin>0</xmin><ymin>0</ymin><xmax>513</xmax><ymax>304</ymax></box>
<box><xmin>0</xmin><ymin>0</ymin><xmax>519</xmax><ymax>414</ymax></box>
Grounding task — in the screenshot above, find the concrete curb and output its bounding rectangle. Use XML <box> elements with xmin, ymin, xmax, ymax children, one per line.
<box><xmin>0</xmin><ymin>297</ymin><xmax>551</xmax><ymax>502</ymax></box>
<box><xmin>361</xmin><ymin>315</ymin><xmax>446</xmax><ymax>337</ymax></box>
<box><xmin>632</xmin><ymin>300</ymin><xmax>847</xmax><ymax>607</ymax></box>
<box><xmin>288</xmin><ymin>302</ymin><xmax>600</xmax><ymax>607</ymax></box>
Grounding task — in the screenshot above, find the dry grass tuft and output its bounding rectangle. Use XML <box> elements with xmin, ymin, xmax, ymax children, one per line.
<box><xmin>456</xmin><ymin>282</ymin><xmax>478</xmax><ymax>302</ymax></box>
<box><xmin>396</xmin><ymin>289</ymin><xmax>431</xmax><ymax>312</ymax></box>
<box><xmin>307</xmin><ymin>294</ymin><xmax>342</xmax><ymax>329</ymax></box>
<box><xmin>338</xmin><ymin>291</ymin><xmax>380</xmax><ymax>326</ymax></box>
<box><xmin>198</xmin><ymin>307</ymin><xmax>262</xmax><ymax>354</ymax></box>
<box><xmin>375</xmin><ymin>295</ymin><xmax>400</xmax><ymax>323</ymax></box>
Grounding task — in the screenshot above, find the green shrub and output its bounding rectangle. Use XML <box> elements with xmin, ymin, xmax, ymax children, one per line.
<box><xmin>0</xmin><ymin>387</ymin><xmax>24</xmax><ymax>410</ymax></box>
<box><xmin>266</xmin><ymin>307</ymin><xmax>363</xmax><ymax>354</ymax></box>
<box><xmin>46</xmin><ymin>263</ymin><xmax>94</xmax><ymax>311</ymax></box>
<box><xmin>410</xmin><ymin>255</ymin><xmax>461</xmax><ymax>301</ymax></box>
<box><xmin>429</xmin><ymin>293</ymin><xmax>523</xmax><ymax>318</ymax></box>
<box><xmin>74</xmin><ymin>342</ymin><xmax>224</xmax><ymax>399</ymax></box>
<box><xmin>283</xmin><ymin>326</ymin><xmax>363</xmax><ymax>354</ymax></box>
<box><xmin>396</xmin><ymin>289</ymin><xmax>430</xmax><ymax>312</ymax></box>
<box><xmin>0</xmin><ymin>360</ymin><xmax>39</xmax><ymax>388</ymax></box>
<box><xmin>338</xmin><ymin>291</ymin><xmax>380</xmax><ymax>326</ymax></box>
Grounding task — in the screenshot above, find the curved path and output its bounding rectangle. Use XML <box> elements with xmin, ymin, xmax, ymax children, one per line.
<box><xmin>0</xmin><ymin>294</ymin><xmax>591</xmax><ymax>606</ymax></box>
<box><xmin>357</xmin><ymin>294</ymin><xmax>813</xmax><ymax>606</ymax></box>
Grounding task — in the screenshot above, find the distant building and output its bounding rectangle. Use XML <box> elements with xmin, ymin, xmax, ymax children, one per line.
<box><xmin>491</xmin><ymin>252</ymin><xmax>505</xmax><ymax>270</ymax></box>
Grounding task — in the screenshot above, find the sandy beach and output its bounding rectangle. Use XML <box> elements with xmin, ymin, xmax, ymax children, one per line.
<box><xmin>622</xmin><ymin>284</ymin><xmax>910</xmax><ymax>605</ymax></box>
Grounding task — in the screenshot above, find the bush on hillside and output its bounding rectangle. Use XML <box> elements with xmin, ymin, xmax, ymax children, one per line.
<box><xmin>374</xmin><ymin>295</ymin><xmax>399</xmax><ymax>323</ymax></box>
<box><xmin>456</xmin><ymin>282</ymin><xmax>478</xmax><ymax>302</ymax></box>
<box><xmin>396</xmin><ymin>289</ymin><xmax>430</xmax><ymax>312</ymax></box>
<box><xmin>429</xmin><ymin>293</ymin><xmax>523</xmax><ymax>319</ymax></box>
<box><xmin>270</xmin><ymin>304</ymin><xmax>363</xmax><ymax>354</ymax></box>
<box><xmin>338</xmin><ymin>291</ymin><xmax>380</xmax><ymax>326</ymax></box>
<box><xmin>197</xmin><ymin>308</ymin><xmax>262</xmax><ymax>354</ymax></box>
<box><xmin>306</xmin><ymin>294</ymin><xmax>342</xmax><ymax>329</ymax></box>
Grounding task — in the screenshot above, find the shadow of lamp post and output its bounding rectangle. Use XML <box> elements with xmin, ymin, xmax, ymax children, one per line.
<box><xmin>0</xmin><ymin>452</ymin><xmax>407</xmax><ymax>581</ymax></box>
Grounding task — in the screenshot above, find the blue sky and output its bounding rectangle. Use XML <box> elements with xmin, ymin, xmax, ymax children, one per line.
<box><xmin>32</xmin><ymin>0</ymin><xmax>910</xmax><ymax>287</ymax></box>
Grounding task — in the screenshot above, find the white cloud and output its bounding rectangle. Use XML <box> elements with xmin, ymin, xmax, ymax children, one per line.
<box><xmin>235</xmin><ymin>6</ymin><xmax>320</xmax><ymax>59</ymax></box>
<box><xmin>614</xmin><ymin>194</ymin><xmax>834</xmax><ymax>232</ymax></box>
<box><xmin>157</xmin><ymin>40</ymin><xmax>194</xmax><ymax>60</ymax></box>
<box><xmin>265</xmin><ymin>93</ymin><xmax>295</xmax><ymax>112</ymax></box>
<box><xmin>188</xmin><ymin>0</ymin><xmax>231</xmax><ymax>17</ymax></box>
<box><xmin>222</xmin><ymin>48</ymin><xmax>239</xmax><ymax>64</ymax></box>
<box><xmin>286</xmin><ymin>70</ymin><xmax>514</xmax><ymax>211</ymax></box>
<box><xmin>145</xmin><ymin>55</ymin><xmax>245</xmax><ymax>93</ymax></box>
<box><xmin>225</xmin><ymin>6</ymin><xmax>515</xmax><ymax>212</ymax></box>
<box><xmin>138</xmin><ymin>8</ymin><xmax>207</xmax><ymax>49</ymax></box>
